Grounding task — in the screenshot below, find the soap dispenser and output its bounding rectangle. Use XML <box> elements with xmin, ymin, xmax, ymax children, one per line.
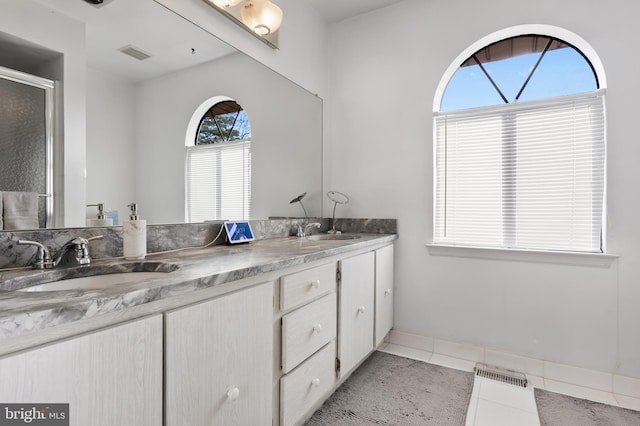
<box><xmin>87</xmin><ymin>203</ymin><xmax>113</xmax><ymax>227</ymax></box>
<box><xmin>123</xmin><ymin>203</ymin><xmax>146</xmax><ymax>260</ymax></box>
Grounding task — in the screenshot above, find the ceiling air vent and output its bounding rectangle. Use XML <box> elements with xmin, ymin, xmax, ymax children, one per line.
<box><xmin>118</xmin><ymin>45</ymin><xmax>152</xmax><ymax>61</ymax></box>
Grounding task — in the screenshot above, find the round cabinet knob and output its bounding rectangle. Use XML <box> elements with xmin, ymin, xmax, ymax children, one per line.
<box><xmin>227</xmin><ymin>387</ymin><xmax>240</xmax><ymax>401</ymax></box>
<box><xmin>385</xmin><ymin>289</ymin><xmax>392</xmax><ymax>296</ymax></box>
<box><xmin>311</xmin><ymin>378</ymin><xmax>321</xmax><ymax>388</ymax></box>
<box><xmin>357</xmin><ymin>306</ymin><xmax>366</xmax><ymax>314</ymax></box>
<box><xmin>313</xmin><ymin>323</ymin><xmax>323</xmax><ymax>334</ymax></box>
<box><xmin>310</xmin><ymin>279</ymin><xmax>320</xmax><ymax>289</ymax></box>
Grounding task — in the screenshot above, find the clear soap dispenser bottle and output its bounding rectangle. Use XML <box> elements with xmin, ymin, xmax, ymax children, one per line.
<box><xmin>123</xmin><ymin>203</ymin><xmax>146</xmax><ymax>260</ymax></box>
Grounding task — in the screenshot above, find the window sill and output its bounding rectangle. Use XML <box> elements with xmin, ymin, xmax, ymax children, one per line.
<box><xmin>425</xmin><ymin>244</ymin><xmax>618</xmax><ymax>267</ymax></box>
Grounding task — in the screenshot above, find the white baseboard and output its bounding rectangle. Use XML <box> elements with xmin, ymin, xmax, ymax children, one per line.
<box><xmin>387</xmin><ymin>330</ymin><xmax>434</xmax><ymax>352</ymax></box>
<box><xmin>386</xmin><ymin>329</ymin><xmax>640</xmax><ymax>399</ymax></box>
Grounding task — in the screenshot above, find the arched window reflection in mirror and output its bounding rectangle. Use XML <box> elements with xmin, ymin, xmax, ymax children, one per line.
<box><xmin>186</xmin><ymin>99</ymin><xmax>251</xmax><ymax>222</ymax></box>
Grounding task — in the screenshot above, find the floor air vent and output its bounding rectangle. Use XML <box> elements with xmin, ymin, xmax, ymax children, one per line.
<box><xmin>474</xmin><ymin>363</ymin><xmax>527</xmax><ymax>388</ymax></box>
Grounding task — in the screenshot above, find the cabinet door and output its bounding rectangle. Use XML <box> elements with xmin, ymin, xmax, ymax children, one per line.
<box><xmin>0</xmin><ymin>315</ymin><xmax>163</xmax><ymax>426</ymax></box>
<box><xmin>165</xmin><ymin>282</ymin><xmax>273</xmax><ymax>426</ymax></box>
<box><xmin>375</xmin><ymin>244</ymin><xmax>394</xmax><ymax>347</ymax></box>
<box><xmin>338</xmin><ymin>251</ymin><xmax>375</xmax><ymax>379</ymax></box>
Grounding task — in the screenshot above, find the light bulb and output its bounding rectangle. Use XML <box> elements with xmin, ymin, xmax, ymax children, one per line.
<box><xmin>211</xmin><ymin>0</ymin><xmax>243</xmax><ymax>8</ymax></box>
<box><xmin>240</xmin><ymin>0</ymin><xmax>283</xmax><ymax>35</ymax></box>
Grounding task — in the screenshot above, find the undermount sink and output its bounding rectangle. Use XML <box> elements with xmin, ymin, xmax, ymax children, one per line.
<box><xmin>17</xmin><ymin>272</ymin><xmax>168</xmax><ymax>292</ymax></box>
<box><xmin>306</xmin><ymin>234</ymin><xmax>361</xmax><ymax>241</ymax></box>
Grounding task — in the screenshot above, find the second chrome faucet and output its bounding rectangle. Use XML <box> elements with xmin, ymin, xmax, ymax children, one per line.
<box><xmin>17</xmin><ymin>235</ymin><xmax>103</xmax><ymax>269</ymax></box>
<box><xmin>297</xmin><ymin>222</ymin><xmax>321</xmax><ymax>238</ymax></box>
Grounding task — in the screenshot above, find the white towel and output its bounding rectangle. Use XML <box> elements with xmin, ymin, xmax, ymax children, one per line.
<box><xmin>3</xmin><ymin>191</ymin><xmax>39</xmax><ymax>230</ymax></box>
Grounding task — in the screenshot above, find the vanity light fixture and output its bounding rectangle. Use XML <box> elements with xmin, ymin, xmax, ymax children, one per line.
<box><xmin>212</xmin><ymin>0</ymin><xmax>244</xmax><ymax>8</ymax></box>
<box><xmin>204</xmin><ymin>0</ymin><xmax>282</xmax><ymax>48</ymax></box>
<box><xmin>240</xmin><ymin>0</ymin><xmax>283</xmax><ymax>35</ymax></box>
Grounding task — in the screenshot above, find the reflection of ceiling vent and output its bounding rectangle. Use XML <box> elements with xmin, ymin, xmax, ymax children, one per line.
<box><xmin>118</xmin><ymin>45</ymin><xmax>152</xmax><ymax>61</ymax></box>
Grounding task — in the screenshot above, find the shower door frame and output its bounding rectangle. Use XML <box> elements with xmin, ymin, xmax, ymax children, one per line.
<box><xmin>0</xmin><ymin>65</ymin><xmax>54</xmax><ymax>228</ymax></box>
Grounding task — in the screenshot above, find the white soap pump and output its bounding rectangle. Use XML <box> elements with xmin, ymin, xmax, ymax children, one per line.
<box><xmin>87</xmin><ymin>203</ymin><xmax>113</xmax><ymax>227</ymax></box>
<box><xmin>123</xmin><ymin>203</ymin><xmax>146</xmax><ymax>260</ymax></box>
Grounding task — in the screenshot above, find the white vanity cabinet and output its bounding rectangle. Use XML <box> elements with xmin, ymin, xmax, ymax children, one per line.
<box><xmin>164</xmin><ymin>282</ymin><xmax>273</xmax><ymax>426</ymax></box>
<box><xmin>337</xmin><ymin>251</ymin><xmax>375</xmax><ymax>379</ymax></box>
<box><xmin>0</xmin><ymin>315</ymin><xmax>163</xmax><ymax>426</ymax></box>
<box><xmin>0</xmin><ymin>237</ymin><xmax>395</xmax><ymax>426</ymax></box>
<box><xmin>276</xmin><ymin>244</ymin><xmax>394</xmax><ymax>425</ymax></box>
<box><xmin>279</xmin><ymin>263</ymin><xmax>337</xmax><ymax>426</ymax></box>
<box><xmin>375</xmin><ymin>244</ymin><xmax>394</xmax><ymax>347</ymax></box>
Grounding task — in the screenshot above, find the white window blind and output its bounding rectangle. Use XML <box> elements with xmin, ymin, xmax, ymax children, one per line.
<box><xmin>434</xmin><ymin>90</ymin><xmax>606</xmax><ymax>252</ymax></box>
<box><xmin>186</xmin><ymin>140</ymin><xmax>251</xmax><ymax>222</ymax></box>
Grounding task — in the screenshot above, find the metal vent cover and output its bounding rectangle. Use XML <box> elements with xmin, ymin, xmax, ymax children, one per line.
<box><xmin>474</xmin><ymin>363</ymin><xmax>527</xmax><ymax>388</ymax></box>
<box><xmin>118</xmin><ymin>45</ymin><xmax>152</xmax><ymax>61</ymax></box>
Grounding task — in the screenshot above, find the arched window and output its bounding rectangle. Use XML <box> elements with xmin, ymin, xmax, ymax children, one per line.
<box><xmin>434</xmin><ymin>28</ymin><xmax>606</xmax><ymax>253</ymax></box>
<box><xmin>185</xmin><ymin>98</ymin><xmax>251</xmax><ymax>222</ymax></box>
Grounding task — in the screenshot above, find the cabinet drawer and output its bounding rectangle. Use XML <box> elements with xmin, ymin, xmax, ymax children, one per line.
<box><xmin>282</xmin><ymin>293</ymin><xmax>336</xmax><ymax>373</ymax></box>
<box><xmin>280</xmin><ymin>262</ymin><xmax>336</xmax><ymax>311</ymax></box>
<box><xmin>280</xmin><ymin>340</ymin><xmax>336</xmax><ymax>426</ymax></box>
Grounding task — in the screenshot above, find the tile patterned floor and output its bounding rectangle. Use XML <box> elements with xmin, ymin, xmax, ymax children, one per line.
<box><xmin>378</xmin><ymin>343</ymin><xmax>640</xmax><ymax>426</ymax></box>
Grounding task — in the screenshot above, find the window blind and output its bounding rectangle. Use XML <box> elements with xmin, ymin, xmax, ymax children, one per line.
<box><xmin>434</xmin><ymin>91</ymin><xmax>606</xmax><ymax>252</ymax></box>
<box><xmin>186</xmin><ymin>140</ymin><xmax>251</xmax><ymax>222</ymax></box>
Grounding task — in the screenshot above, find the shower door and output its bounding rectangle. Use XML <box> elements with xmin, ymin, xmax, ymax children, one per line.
<box><xmin>0</xmin><ymin>66</ymin><xmax>53</xmax><ymax>228</ymax></box>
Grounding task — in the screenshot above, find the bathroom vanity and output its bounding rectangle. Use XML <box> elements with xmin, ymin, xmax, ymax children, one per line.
<box><xmin>0</xmin><ymin>232</ymin><xmax>395</xmax><ymax>426</ymax></box>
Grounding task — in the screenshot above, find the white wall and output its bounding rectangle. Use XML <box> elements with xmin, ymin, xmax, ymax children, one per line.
<box><xmin>85</xmin><ymin>67</ymin><xmax>136</xmax><ymax>224</ymax></box>
<box><xmin>327</xmin><ymin>0</ymin><xmax>640</xmax><ymax>377</ymax></box>
<box><xmin>0</xmin><ymin>0</ymin><xmax>86</xmax><ymax>227</ymax></box>
<box><xmin>156</xmin><ymin>0</ymin><xmax>327</xmax><ymax>99</ymax></box>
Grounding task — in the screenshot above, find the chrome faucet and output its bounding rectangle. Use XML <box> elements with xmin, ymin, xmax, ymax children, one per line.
<box><xmin>297</xmin><ymin>222</ymin><xmax>321</xmax><ymax>238</ymax></box>
<box><xmin>17</xmin><ymin>235</ymin><xmax>103</xmax><ymax>269</ymax></box>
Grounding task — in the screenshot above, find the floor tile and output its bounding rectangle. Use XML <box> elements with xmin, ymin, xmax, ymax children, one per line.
<box><xmin>526</xmin><ymin>374</ymin><xmax>545</xmax><ymax>390</ymax></box>
<box><xmin>465</xmin><ymin>380</ymin><xmax>481</xmax><ymax>426</ymax></box>
<box><xmin>474</xmin><ymin>398</ymin><xmax>540</xmax><ymax>426</ymax></box>
<box><xmin>478</xmin><ymin>377</ymin><xmax>538</xmax><ymax>413</ymax></box>
<box><xmin>485</xmin><ymin>349</ymin><xmax>544</xmax><ymax>377</ymax></box>
<box><xmin>387</xmin><ymin>330</ymin><xmax>434</xmax><ymax>352</ymax></box>
<box><xmin>614</xmin><ymin>374</ymin><xmax>640</xmax><ymax>398</ymax></box>
<box><xmin>544</xmin><ymin>361</ymin><xmax>613</xmax><ymax>392</ymax></box>
<box><xmin>614</xmin><ymin>394</ymin><xmax>640</xmax><ymax>412</ymax></box>
<box><xmin>377</xmin><ymin>343</ymin><xmax>432</xmax><ymax>363</ymax></box>
<box><xmin>434</xmin><ymin>338</ymin><xmax>484</xmax><ymax>362</ymax></box>
<box><xmin>429</xmin><ymin>352</ymin><xmax>476</xmax><ymax>372</ymax></box>
<box><xmin>544</xmin><ymin>378</ymin><xmax>618</xmax><ymax>406</ymax></box>
<box><xmin>377</xmin><ymin>342</ymin><xmax>638</xmax><ymax>425</ymax></box>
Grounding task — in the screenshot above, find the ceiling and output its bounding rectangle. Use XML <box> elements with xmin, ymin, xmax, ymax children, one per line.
<box><xmin>305</xmin><ymin>0</ymin><xmax>406</xmax><ymax>24</ymax></box>
<box><xmin>33</xmin><ymin>0</ymin><xmax>235</xmax><ymax>83</ymax></box>
<box><xmin>23</xmin><ymin>0</ymin><xmax>405</xmax><ymax>83</ymax></box>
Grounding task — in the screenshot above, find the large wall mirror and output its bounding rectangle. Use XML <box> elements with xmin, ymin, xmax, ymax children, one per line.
<box><xmin>0</xmin><ymin>0</ymin><xmax>322</xmax><ymax>229</ymax></box>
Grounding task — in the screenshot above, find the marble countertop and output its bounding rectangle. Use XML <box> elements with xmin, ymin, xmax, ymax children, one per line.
<box><xmin>0</xmin><ymin>233</ymin><xmax>395</xmax><ymax>341</ymax></box>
